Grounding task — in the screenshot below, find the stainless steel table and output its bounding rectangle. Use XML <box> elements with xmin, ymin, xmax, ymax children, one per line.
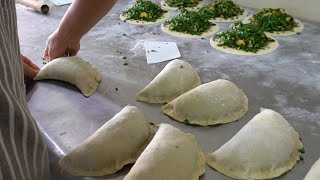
<box><xmin>17</xmin><ymin>1</ymin><xmax>320</xmax><ymax>179</ymax></box>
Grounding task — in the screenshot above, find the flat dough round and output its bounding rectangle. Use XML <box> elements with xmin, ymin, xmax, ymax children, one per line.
<box><xmin>162</xmin><ymin>79</ymin><xmax>248</xmax><ymax>126</ymax></box>
<box><xmin>59</xmin><ymin>106</ymin><xmax>155</xmax><ymax>176</ymax></box>
<box><xmin>137</xmin><ymin>59</ymin><xmax>201</xmax><ymax>104</ymax></box>
<box><xmin>209</xmin><ymin>10</ymin><xmax>248</xmax><ymax>23</ymax></box>
<box><xmin>160</xmin><ymin>0</ymin><xmax>205</xmax><ymax>11</ymax></box>
<box><xmin>162</xmin><ymin>23</ymin><xmax>219</xmax><ymax>38</ymax></box>
<box><xmin>210</xmin><ymin>36</ymin><xmax>279</xmax><ymax>56</ymax></box>
<box><xmin>120</xmin><ymin>11</ymin><xmax>171</xmax><ymax>25</ymax></box>
<box><xmin>242</xmin><ymin>15</ymin><xmax>304</xmax><ymax>36</ymax></box>
<box><xmin>207</xmin><ymin>108</ymin><xmax>303</xmax><ymax>180</ymax></box>
<box><xmin>124</xmin><ymin>123</ymin><xmax>206</xmax><ymax>180</ymax></box>
<box><xmin>304</xmin><ymin>158</ymin><xmax>320</xmax><ymax>180</ymax></box>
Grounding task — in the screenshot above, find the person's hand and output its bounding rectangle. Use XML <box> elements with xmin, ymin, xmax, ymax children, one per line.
<box><xmin>21</xmin><ymin>54</ymin><xmax>40</xmax><ymax>78</ymax></box>
<box><xmin>44</xmin><ymin>30</ymin><xmax>80</xmax><ymax>61</ymax></box>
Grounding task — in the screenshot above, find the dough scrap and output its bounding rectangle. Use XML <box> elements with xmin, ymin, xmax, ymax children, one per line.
<box><xmin>207</xmin><ymin>108</ymin><xmax>304</xmax><ymax>180</ymax></box>
<box><xmin>137</xmin><ymin>59</ymin><xmax>201</xmax><ymax>103</ymax></box>
<box><xmin>242</xmin><ymin>15</ymin><xmax>304</xmax><ymax>36</ymax></box>
<box><xmin>34</xmin><ymin>56</ymin><xmax>101</xmax><ymax>97</ymax></box>
<box><xmin>124</xmin><ymin>123</ymin><xmax>205</xmax><ymax>180</ymax></box>
<box><xmin>160</xmin><ymin>0</ymin><xmax>205</xmax><ymax>11</ymax></box>
<box><xmin>162</xmin><ymin>79</ymin><xmax>248</xmax><ymax>126</ymax></box>
<box><xmin>59</xmin><ymin>106</ymin><xmax>155</xmax><ymax>176</ymax></box>
<box><xmin>210</xmin><ymin>35</ymin><xmax>279</xmax><ymax>56</ymax></box>
<box><xmin>161</xmin><ymin>23</ymin><xmax>219</xmax><ymax>38</ymax></box>
<box><xmin>120</xmin><ymin>11</ymin><xmax>171</xmax><ymax>25</ymax></box>
<box><xmin>304</xmin><ymin>158</ymin><xmax>320</xmax><ymax>180</ymax></box>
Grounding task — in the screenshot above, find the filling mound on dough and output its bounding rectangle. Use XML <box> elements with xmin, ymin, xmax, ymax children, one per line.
<box><xmin>250</xmin><ymin>8</ymin><xmax>298</xmax><ymax>32</ymax></box>
<box><xmin>165</xmin><ymin>0</ymin><xmax>202</xmax><ymax>8</ymax></box>
<box><xmin>199</xmin><ymin>0</ymin><xmax>244</xmax><ymax>20</ymax></box>
<box><xmin>213</xmin><ymin>22</ymin><xmax>275</xmax><ymax>53</ymax></box>
<box><xmin>164</xmin><ymin>10</ymin><xmax>216</xmax><ymax>35</ymax></box>
<box><xmin>122</xmin><ymin>0</ymin><xmax>167</xmax><ymax>22</ymax></box>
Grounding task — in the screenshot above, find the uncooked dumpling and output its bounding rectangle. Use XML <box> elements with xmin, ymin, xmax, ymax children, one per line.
<box><xmin>34</xmin><ymin>56</ymin><xmax>101</xmax><ymax>97</ymax></box>
<box><xmin>137</xmin><ymin>59</ymin><xmax>201</xmax><ymax>103</ymax></box>
<box><xmin>207</xmin><ymin>108</ymin><xmax>304</xmax><ymax>180</ymax></box>
<box><xmin>59</xmin><ymin>105</ymin><xmax>155</xmax><ymax>176</ymax></box>
<box><xmin>124</xmin><ymin>123</ymin><xmax>205</xmax><ymax>180</ymax></box>
<box><xmin>304</xmin><ymin>158</ymin><xmax>320</xmax><ymax>180</ymax></box>
<box><xmin>162</xmin><ymin>79</ymin><xmax>248</xmax><ymax>126</ymax></box>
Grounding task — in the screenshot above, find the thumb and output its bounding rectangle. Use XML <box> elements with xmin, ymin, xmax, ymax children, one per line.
<box><xmin>23</xmin><ymin>63</ymin><xmax>40</xmax><ymax>78</ymax></box>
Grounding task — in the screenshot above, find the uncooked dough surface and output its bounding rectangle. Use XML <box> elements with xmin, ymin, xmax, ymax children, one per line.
<box><xmin>162</xmin><ymin>23</ymin><xmax>219</xmax><ymax>38</ymax></box>
<box><xmin>160</xmin><ymin>0</ymin><xmax>205</xmax><ymax>11</ymax></box>
<box><xmin>242</xmin><ymin>15</ymin><xmax>304</xmax><ymax>36</ymax></box>
<box><xmin>59</xmin><ymin>106</ymin><xmax>155</xmax><ymax>176</ymax></box>
<box><xmin>34</xmin><ymin>56</ymin><xmax>101</xmax><ymax>97</ymax></box>
<box><xmin>124</xmin><ymin>123</ymin><xmax>206</xmax><ymax>180</ymax></box>
<box><xmin>162</xmin><ymin>79</ymin><xmax>248</xmax><ymax>126</ymax></box>
<box><xmin>207</xmin><ymin>108</ymin><xmax>304</xmax><ymax>180</ymax></box>
<box><xmin>304</xmin><ymin>158</ymin><xmax>320</xmax><ymax>180</ymax></box>
<box><xmin>137</xmin><ymin>59</ymin><xmax>201</xmax><ymax>103</ymax></box>
<box><xmin>120</xmin><ymin>11</ymin><xmax>171</xmax><ymax>25</ymax></box>
<box><xmin>210</xmin><ymin>36</ymin><xmax>279</xmax><ymax>56</ymax></box>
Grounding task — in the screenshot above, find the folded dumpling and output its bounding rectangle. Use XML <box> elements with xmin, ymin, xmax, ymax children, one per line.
<box><xmin>124</xmin><ymin>123</ymin><xmax>205</xmax><ymax>180</ymax></box>
<box><xmin>34</xmin><ymin>56</ymin><xmax>101</xmax><ymax>97</ymax></box>
<box><xmin>162</xmin><ymin>79</ymin><xmax>248</xmax><ymax>126</ymax></box>
<box><xmin>59</xmin><ymin>105</ymin><xmax>155</xmax><ymax>176</ymax></box>
<box><xmin>137</xmin><ymin>59</ymin><xmax>201</xmax><ymax>103</ymax></box>
<box><xmin>304</xmin><ymin>158</ymin><xmax>320</xmax><ymax>180</ymax></box>
<box><xmin>207</xmin><ymin>108</ymin><xmax>304</xmax><ymax>179</ymax></box>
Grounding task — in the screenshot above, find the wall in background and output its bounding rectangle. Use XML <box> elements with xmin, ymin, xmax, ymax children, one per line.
<box><xmin>234</xmin><ymin>0</ymin><xmax>320</xmax><ymax>23</ymax></box>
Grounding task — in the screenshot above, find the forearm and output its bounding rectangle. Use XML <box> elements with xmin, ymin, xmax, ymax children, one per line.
<box><xmin>57</xmin><ymin>0</ymin><xmax>118</xmax><ymax>41</ymax></box>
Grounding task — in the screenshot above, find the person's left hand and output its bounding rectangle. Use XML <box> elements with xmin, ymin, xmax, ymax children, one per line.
<box><xmin>21</xmin><ymin>54</ymin><xmax>40</xmax><ymax>78</ymax></box>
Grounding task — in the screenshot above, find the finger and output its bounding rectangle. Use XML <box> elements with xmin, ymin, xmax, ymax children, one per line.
<box><xmin>44</xmin><ymin>47</ymin><xmax>49</xmax><ymax>60</ymax></box>
<box><xmin>23</xmin><ymin>63</ymin><xmax>40</xmax><ymax>78</ymax></box>
<box><xmin>22</xmin><ymin>56</ymin><xmax>41</xmax><ymax>70</ymax></box>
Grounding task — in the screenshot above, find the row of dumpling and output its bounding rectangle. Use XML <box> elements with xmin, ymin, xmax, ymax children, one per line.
<box><xmin>135</xmin><ymin>59</ymin><xmax>317</xmax><ymax>179</ymax></box>
<box><xmin>59</xmin><ymin>105</ymin><xmax>318</xmax><ymax>180</ymax></box>
<box><xmin>55</xmin><ymin>59</ymin><xmax>319</xmax><ymax>180</ymax></box>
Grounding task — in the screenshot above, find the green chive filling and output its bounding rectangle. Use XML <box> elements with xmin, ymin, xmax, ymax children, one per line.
<box><xmin>122</xmin><ymin>0</ymin><xmax>167</xmax><ymax>22</ymax></box>
<box><xmin>199</xmin><ymin>0</ymin><xmax>244</xmax><ymax>20</ymax></box>
<box><xmin>165</xmin><ymin>0</ymin><xmax>201</xmax><ymax>8</ymax></box>
<box><xmin>213</xmin><ymin>22</ymin><xmax>275</xmax><ymax>53</ymax></box>
<box><xmin>164</xmin><ymin>10</ymin><xmax>216</xmax><ymax>35</ymax></box>
<box><xmin>250</xmin><ymin>8</ymin><xmax>298</xmax><ymax>32</ymax></box>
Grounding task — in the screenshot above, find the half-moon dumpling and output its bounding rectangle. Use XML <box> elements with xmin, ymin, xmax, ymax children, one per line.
<box><xmin>304</xmin><ymin>158</ymin><xmax>320</xmax><ymax>180</ymax></box>
<box><xmin>59</xmin><ymin>105</ymin><xmax>155</xmax><ymax>176</ymax></box>
<box><xmin>162</xmin><ymin>79</ymin><xmax>248</xmax><ymax>126</ymax></box>
<box><xmin>34</xmin><ymin>56</ymin><xmax>101</xmax><ymax>97</ymax></box>
<box><xmin>207</xmin><ymin>108</ymin><xmax>304</xmax><ymax>180</ymax></box>
<box><xmin>124</xmin><ymin>123</ymin><xmax>205</xmax><ymax>180</ymax></box>
<box><xmin>137</xmin><ymin>59</ymin><xmax>201</xmax><ymax>103</ymax></box>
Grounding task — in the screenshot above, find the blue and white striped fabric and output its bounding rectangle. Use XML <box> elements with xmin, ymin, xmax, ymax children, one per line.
<box><xmin>0</xmin><ymin>0</ymin><xmax>50</xmax><ymax>179</ymax></box>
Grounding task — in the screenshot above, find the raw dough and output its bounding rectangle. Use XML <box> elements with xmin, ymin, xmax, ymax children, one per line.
<box><xmin>210</xmin><ymin>10</ymin><xmax>248</xmax><ymax>23</ymax></box>
<box><xmin>304</xmin><ymin>158</ymin><xmax>320</xmax><ymax>180</ymax></box>
<box><xmin>137</xmin><ymin>59</ymin><xmax>201</xmax><ymax>103</ymax></box>
<box><xmin>161</xmin><ymin>23</ymin><xmax>219</xmax><ymax>38</ymax></box>
<box><xmin>59</xmin><ymin>106</ymin><xmax>155</xmax><ymax>176</ymax></box>
<box><xmin>162</xmin><ymin>79</ymin><xmax>248</xmax><ymax>126</ymax></box>
<box><xmin>34</xmin><ymin>56</ymin><xmax>101</xmax><ymax>97</ymax></box>
<box><xmin>160</xmin><ymin>0</ymin><xmax>205</xmax><ymax>11</ymax></box>
<box><xmin>242</xmin><ymin>15</ymin><xmax>304</xmax><ymax>36</ymax></box>
<box><xmin>124</xmin><ymin>123</ymin><xmax>205</xmax><ymax>180</ymax></box>
<box><xmin>207</xmin><ymin>108</ymin><xmax>304</xmax><ymax>180</ymax></box>
<box><xmin>210</xmin><ymin>35</ymin><xmax>279</xmax><ymax>56</ymax></box>
<box><xmin>120</xmin><ymin>11</ymin><xmax>171</xmax><ymax>25</ymax></box>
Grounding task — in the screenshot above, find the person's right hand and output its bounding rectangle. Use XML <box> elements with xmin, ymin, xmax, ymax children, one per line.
<box><xmin>44</xmin><ymin>30</ymin><xmax>80</xmax><ymax>61</ymax></box>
